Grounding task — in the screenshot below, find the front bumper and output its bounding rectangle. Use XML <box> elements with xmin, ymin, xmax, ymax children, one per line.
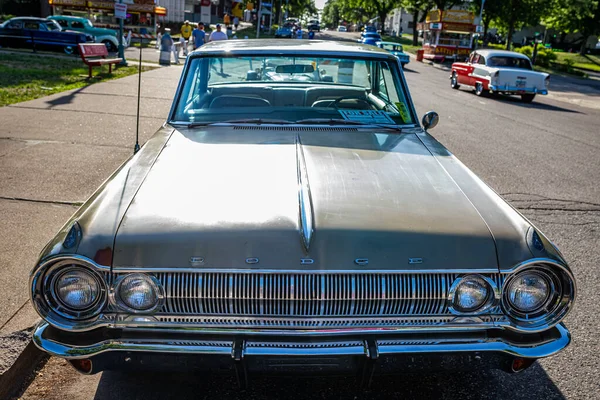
<box><xmin>489</xmin><ymin>84</ymin><xmax>548</xmax><ymax>95</ymax></box>
<box><xmin>33</xmin><ymin>322</ymin><xmax>571</xmax><ymax>376</ymax></box>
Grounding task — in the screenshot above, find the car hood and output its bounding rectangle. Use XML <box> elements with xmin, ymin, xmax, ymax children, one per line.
<box><xmin>112</xmin><ymin>127</ymin><xmax>498</xmax><ymax>271</ymax></box>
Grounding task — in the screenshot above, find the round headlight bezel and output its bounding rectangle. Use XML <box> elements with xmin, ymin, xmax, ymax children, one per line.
<box><xmin>448</xmin><ymin>274</ymin><xmax>498</xmax><ymax>315</ymax></box>
<box><xmin>502</xmin><ymin>266</ymin><xmax>562</xmax><ymax>321</ymax></box>
<box><xmin>41</xmin><ymin>260</ymin><xmax>108</xmax><ymax>320</ymax></box>
<box><xmin>501</xmin><ymin>260</ymin><xmax>576</xmax><ymax>332</ymax></box>
<box><xmin>112</xmin><ymin>273</ymin><xmax>164</xmax><ymax>314</ymax></box>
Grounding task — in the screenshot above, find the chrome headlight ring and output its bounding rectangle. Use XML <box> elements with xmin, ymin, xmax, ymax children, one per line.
<box><xmin>501</xmin><ymin>259</ymin><xmax>576</xmax><ymax>332</ymax></box>
<box><xmin>37</xmin><ymin>258</ymin><xmax>108</xmax><ymax>321</ymax></box>
<box><xmin>447</xmin><ymin>274</ymin><xmax>499</xmax><ymax>315</ymax></box>
<box><xmin>110</xmin><ymin>273</ymin><xmax>165</xmax><ymax>314</ymax></box>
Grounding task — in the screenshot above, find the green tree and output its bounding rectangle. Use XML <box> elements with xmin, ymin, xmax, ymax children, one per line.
<box><xmin>350</xmin><ymin>0</ymin><xmax>400</xmax><ymax>35</ymax></box>
<box><xmin>488</xmin><ymin>0</ymin><xmax>548</xmax><ymax>50</ymax></box>
<box><xmin>545</xmin><ymin>0</ymin><xmax>599</xmax><ymax>54</ymax></box>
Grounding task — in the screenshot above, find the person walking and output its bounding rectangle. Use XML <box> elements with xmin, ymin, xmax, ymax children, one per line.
<box><xmin>192</xmin><ymin>22</ymin><xmax>206</xmax><ymax>49</ymax></box>
<box><xmin>180</xmin><ymin>20</ymin><xmax>192</xmax><ymax>55</ymax></box>
<box><xmin>159</xmin><ymin>28</ymin><xmax>174</xmax><ymax>66</ymax></box>
<box><xmin>233</xmin><ymin>16</ymin><xmax>239</xmax><ymax>31</ymax></box>
<box><xmin>308</xmin><ymin>29</ymin><xmax>315</xmax><ymax>39</ymax></box>
<box><xmin>223</xmin><ymin>13</ymin><xmax>231</xmax><ymax>27</ymax></box>
<box><xmin>209</xmin><ymin>24</ymin><xmax>228</xmax><ymax>73</ymax></box>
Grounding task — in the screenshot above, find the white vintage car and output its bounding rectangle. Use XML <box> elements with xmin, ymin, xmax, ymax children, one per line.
<box><xmin>450</xmin><ymin>49</ymin><xmax>550</xmax><ymax>102</ymax></box>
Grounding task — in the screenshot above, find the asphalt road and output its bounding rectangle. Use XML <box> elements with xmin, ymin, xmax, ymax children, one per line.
<box><xmin>10</xmin><ymin>42</ymin><xmax>600</xmax><ymax>399</ymax></box>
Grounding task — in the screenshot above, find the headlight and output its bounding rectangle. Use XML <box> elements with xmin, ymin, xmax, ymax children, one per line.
<box><xmin>501</xmin><ymin>260</ymin><xmax>576</xmax><ymax>332</ymax></box>
<box><xmin>115</xmin><ymin>273</ymin><xmax>162</xmax><ymax>312</ymax></box>
<box><xmin>449</xmin><ymin>275</ymin><xmax>496</xmax><ymax>314</ymax></box>
<box><xmin>55</xmin><ymin>268</ymin><xmax>101</xmax><ymax>310</ymax></box>
<box><xmin>507</xmin><ymin>271</ymin><xmax>550</xmax><ymax>312</ymax></box>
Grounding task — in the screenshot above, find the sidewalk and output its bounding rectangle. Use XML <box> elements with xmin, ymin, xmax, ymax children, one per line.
<box><xmin>0</xmin><ymin>65</ymin><xmax>183</xmax><ymax>396</ymax></box>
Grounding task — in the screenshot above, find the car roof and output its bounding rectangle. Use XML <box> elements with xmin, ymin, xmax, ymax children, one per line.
<box><xmin>49</xmin><ymin>15</ymin><xmax>86</xmax><ymax>20</ymax></box>
<box><xmin>476</xmin><ymin>49</ymin><xmax>529</xmax><ymax>59</ymax></box>
<box><xmin>9</xmin><ymin>17</ymin><xmax>50</xmax><ymax>22</ymax></box>
<box><xmin>195</xmin><ymin>39</ymin><xmax>394</xmax><ymax>59</ymax></box>
<box><xmin>377</xmin><ymin>41</ymin><xmax>402</xmax><ymax>46</ymax></box>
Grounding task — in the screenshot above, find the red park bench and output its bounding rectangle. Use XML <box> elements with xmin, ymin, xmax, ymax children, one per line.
<box><xmin>78</xmin><ymin>43</ymin><xmax>123</xmax><ymax>79</ymax></box>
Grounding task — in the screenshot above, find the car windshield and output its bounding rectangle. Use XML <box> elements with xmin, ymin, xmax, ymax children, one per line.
<box><xmin>45</xmin><ymin>20</ymin><xmax>62</xmax><ymax>31</ymax></box>
<box><xmin>171</xmin><ymin>54</ymin><xmax>415</xmax><ymax>127</ymax></box>
<box><xmin>381</xmin><ymin>43</ymin><xmax>402</xmax><ymax>52</ymax></box>
<box><xmin>487</xmin><ymin>56</ymin><xmax>532</xmax><ymax>70</ymax></box>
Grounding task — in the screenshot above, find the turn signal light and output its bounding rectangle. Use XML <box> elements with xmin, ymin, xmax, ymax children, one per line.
<box><xmin>511</xmin><ymin>357</ymin><xmax>535</xmax><ymax>372</ymax></box>
<box><xmin>69</xmin><ymin>358</ymin><xmax>93</xmax><ymax>374</ymax></box>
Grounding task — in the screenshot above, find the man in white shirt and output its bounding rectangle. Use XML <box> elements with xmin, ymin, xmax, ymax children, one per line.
<box><xmin>209</xmin><ymin>24</ymin><xmax>228</xmax><ymax>42</ymax></box>
<box><xmin>208</xmin><ymin>24</ymin><xmax>228</xmax><ymax>73</ymax></box>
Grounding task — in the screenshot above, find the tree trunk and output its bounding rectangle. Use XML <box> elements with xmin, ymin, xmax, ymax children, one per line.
<box><xmin>506</xmin><ymin>12</ymin><xmax>515</xmax><ymax>50</ymax></box>
<box><xmin>412</xmin><ymin>9</ymin><xmax>419</xmax><ymax>46</ymax></box>
<box><xmin>379</xmin><ymin>12</ymin><xmax>387</xmax><ymax>35</ymax></box>
<box><xmin>579</xmin><ymin>35</ymin><xmax>588</xmax><ymax>55</ymax></box>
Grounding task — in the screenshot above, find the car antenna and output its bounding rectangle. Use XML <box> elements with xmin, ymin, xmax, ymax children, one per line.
<box><xmin>134</xmin><ymin>35</ymin><xmax>142</xmax><ymax>154</ymax></box>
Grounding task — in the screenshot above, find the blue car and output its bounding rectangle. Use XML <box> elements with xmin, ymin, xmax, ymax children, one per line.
<box><xmin>358</xmin><ymin>32</ymin><xmax>381</xmax><ymax>46</ymax></box>
<box><xmin>376</xmin><ymin>41</ymin><xmax>411</xmax><ymax>67</ymax></box>
<box><xmin>275</xmin><ymin>25</ymin><xmax>293</xmax><ymax>38</ymax></box>
<box><xmin>0</xmin><ymin>17</ymin><xmax>91</xmax><ymax>54</ymax></box>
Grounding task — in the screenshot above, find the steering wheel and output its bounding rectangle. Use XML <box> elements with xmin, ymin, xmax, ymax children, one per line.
<box><xmin>332</xmin><ymin>96</ymin><xmax>372</xmax><ymax>110</ymax></box>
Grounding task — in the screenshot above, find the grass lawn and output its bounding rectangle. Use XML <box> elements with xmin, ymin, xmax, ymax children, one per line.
<box><xmin>0</xmin><ymin>51</ymin><xmax>155</xmax><ymax>107</ymax></box>
<box><xmin>554</xmin><ymin>52</ymin><xmax>600</xmax><ymax>72</ymax></box>
<box><xmin>380</xmin><ymin>35</ymin><xmax>421</xmax><ymax>54</ymax></box>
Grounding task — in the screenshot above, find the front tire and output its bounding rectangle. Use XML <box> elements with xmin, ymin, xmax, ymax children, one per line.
<box><xmin>450</xmin><ymin>72</ymin><xmax>460</xmax><ymax>89</ymax></box>
<box><xmin>103</xmin><ymin>40</ymin><xmax>117</xmax><ymax>52</ymax></box>
<box><xmin>521</xmin><ymin>93</ymin><xmax>536</xmax><ymax>103</ymax></box>
<box><xmin>474</xmin><ymin>82</ymin><xmax>486</xmax><ymax>96</ymax></box>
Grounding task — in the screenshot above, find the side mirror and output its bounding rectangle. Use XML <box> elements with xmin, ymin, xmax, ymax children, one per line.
<box><xmin>422</xmin><ymin>111</ymin><xmax>439</xmax><ymax>131</ymax></box>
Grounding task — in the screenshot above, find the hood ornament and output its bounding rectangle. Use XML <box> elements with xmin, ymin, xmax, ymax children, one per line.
<box><xmin>296</xmin><ymin>134</ymin><xmax>315</xmax><ymax>252</ymax></box>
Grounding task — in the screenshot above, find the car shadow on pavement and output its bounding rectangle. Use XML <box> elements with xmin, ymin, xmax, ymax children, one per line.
<box><xmin>402</xmin><ymin>67</ymin><xmax>419</xmax><ymax>74</ymax></box>
<box><xmin>491</xmin><ymin>94</ymin><xmax>583</xmax><ymax>113</ymax></box>
<box><xmin>92</xmin><ymin>362</ymin><xmax>565</xmax><ymax>400</ymax></box>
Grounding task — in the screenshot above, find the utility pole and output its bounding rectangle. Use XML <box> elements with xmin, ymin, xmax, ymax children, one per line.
<box><xmin>256</xmin><ymin>0</ymin><xmax>261</xmax><ymax>38</ymax></box>
<box><xmin>118</xmin><ymin>0</ymin><xmax>126</xmax><ymax>65</ymax></box>
<box><xmin>474</xmin><ymin>0</ymin><xmax>485</xmax><ymax>50</ymax></box>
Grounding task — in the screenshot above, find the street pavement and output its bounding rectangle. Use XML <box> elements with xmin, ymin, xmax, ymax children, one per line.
<box><xmin>2</xmin><ymin>43</ymin><xmax>600</xmax><ymax>399</ymax></box>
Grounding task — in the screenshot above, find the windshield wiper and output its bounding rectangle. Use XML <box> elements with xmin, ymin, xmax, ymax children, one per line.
<box><xmin>187</xmin><ymin>118</ymin><xmax>292</xmax><ymax>128</ymax></box>
<box><xmin>295</xmin><ymin>118</ymin><xmax>403</xmax><ymax>132</ymax></box>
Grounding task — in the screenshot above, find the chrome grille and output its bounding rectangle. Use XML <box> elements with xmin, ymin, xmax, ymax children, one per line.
<box><xmin>140</xmin><ymin>272</ymin><xmax>503</xmax><ymax>317</ymax></box>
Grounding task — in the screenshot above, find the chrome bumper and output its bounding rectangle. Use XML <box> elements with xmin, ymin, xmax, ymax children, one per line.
<box><xmin>33</xmin><ymin>321</ymin><xmax>570</xmax><ymax>361</ymax></box>
<box><xmin>489</xmin><ymin>84</ymin><xmax>548</xmax><ymax>95</ymax></box>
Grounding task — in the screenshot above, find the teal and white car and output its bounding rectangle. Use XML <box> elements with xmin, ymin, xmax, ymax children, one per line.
<box><xmin>49</xmin><ymin>15</ymin><xmax>124</xmax><ymax>52</ymax></box>
<box><xmin>376</xmin><ymin>41</ymin><xmax>410</xmax><ymax>67</ymax></box>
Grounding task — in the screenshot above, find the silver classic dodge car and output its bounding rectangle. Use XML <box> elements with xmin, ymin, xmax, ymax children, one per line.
<box><xmin>30</xmin><ymin>40</ymin><xmax>575</xmax><ymax>385</ymax></box>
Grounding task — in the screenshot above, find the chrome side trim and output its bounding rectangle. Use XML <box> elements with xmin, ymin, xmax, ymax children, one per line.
<box><xmin>33</xmin><ymin>321</ymin><xmax>571</xmax><ymax>360</ymax></box>
<box><xmin>489</xmin><ymin>85</ymin><xmax>548</xmax><ymax>95</ymax></box>
<box><xmin>296</xmin><ymin>134</ymin><xmax>314</xmax><ymax>252</ymax></box>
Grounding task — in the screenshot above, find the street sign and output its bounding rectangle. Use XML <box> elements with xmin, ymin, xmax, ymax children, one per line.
<box><xmin>475</xmin><ymin>25</ymin><xmax>484</xmax><ymax>33</ymax></box>
<box><xmin>429</xmin><ymin>22</ymin><xmax>441</xmax><ymax>30</ymax></box>
<box><xmin>262</xmin><ymin>2</ymin><xmax>271</xmax><ymax>6</ymax></box>
<box><xmin>114</xmin><ymin>3</ymin><xmax>127</xmax><ymax>19</ymax></box>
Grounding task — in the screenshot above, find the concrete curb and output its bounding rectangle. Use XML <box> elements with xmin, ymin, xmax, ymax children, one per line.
<box><xmin>0</xmin><ymin>338</ymin><xmax>47</xmax><ymax>400</ymax></box>
<box><xmin>0</xmin><ymin>302</ymin><xmax>46</xmax><ymax>400</ymax></box>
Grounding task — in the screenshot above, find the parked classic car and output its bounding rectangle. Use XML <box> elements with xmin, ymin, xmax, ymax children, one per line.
<box><xmin>30</xmin><ymin>40</ymin><xmax>575</xmax><ymax>385</ymax></box>
<box><xmin>48</xmin><ymin>15</ymin><xmax>122</xmax><ymax>52</ymax></box>
<box><xmin>307</xmin><ymin>19</ymin><xmax>320</xmax><ymax>32</ymax></box>
<box><xmin>450</xmin><ymin>49</ymin><xmax>550</xmax><ymax>103</ymax></box>
<box><xmin>359</xmin><ymin>32</ymin><xmax>382</xmax><ymax>46</ymax></box>
<box><xmin>337</xmin><ymin>25</ymin><xmax>347</xmax><ymax>32</ymax></box>
<box><xmin>0</xmin><ymin>17</ymin><xmax>91</xmax><ymax>54</ymax></box>
<box><xmin>274</xmin><ymin>24</ymin><xmax>293</xmax><ymax>38</ymax></box>
<box><xmin>376</xmin><ymin>41</ymin><xmax>410</xmax><ymax>67</ymax></box>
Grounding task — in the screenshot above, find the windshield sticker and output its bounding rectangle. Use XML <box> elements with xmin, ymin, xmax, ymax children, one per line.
<box><xmin>339</xmin><ymin>110</ymin><xmax>395</xmax><ymax>124</ymax></box>
<box><xmin>395</xmin><ymin>102</ymin><xmax>411</xmax><ymax>122</ymax></box>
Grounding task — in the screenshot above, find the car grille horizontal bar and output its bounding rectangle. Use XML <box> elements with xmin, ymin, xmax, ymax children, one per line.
<box><xmin>140</xmin><ymin>272</ymin><xmax>504</xmax><ymax>317</ymax></box>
